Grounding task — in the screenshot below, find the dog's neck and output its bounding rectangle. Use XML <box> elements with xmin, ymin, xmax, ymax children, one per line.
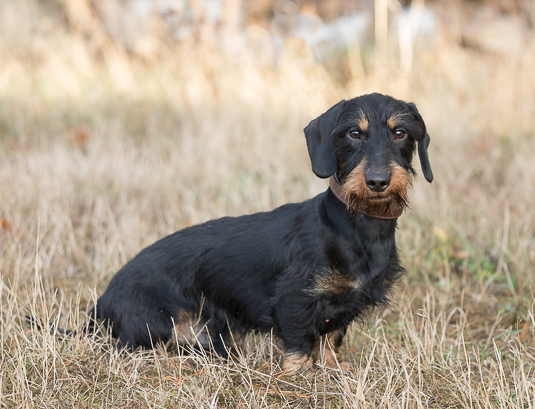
<box><xmin>328</xmin><ymin>175</ymin><xmax>403</xmax><ymax>220</ymax></box>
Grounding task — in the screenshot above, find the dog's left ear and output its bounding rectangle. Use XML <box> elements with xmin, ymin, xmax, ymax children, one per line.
<box><xmin>304</xmin><ymin>100</ymin><xmax>347</xmax><ymax>178</ymax></box>
<box><xmin>407</xmin><ymin>102</ymin><xmax>433</xmax><ymax>183</ymax></box>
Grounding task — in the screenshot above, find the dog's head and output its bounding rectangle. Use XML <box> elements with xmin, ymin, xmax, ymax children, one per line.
<box><xmin>304</xmin><ymin>93</ymin><xmax>433</xmax><ymax>216</ymax></box>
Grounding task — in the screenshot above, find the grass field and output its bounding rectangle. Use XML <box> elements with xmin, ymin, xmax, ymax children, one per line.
<box><xmin>1</xmin><ymin>1</ymin><xmax>534</xmax><ymax>407</ymax></box>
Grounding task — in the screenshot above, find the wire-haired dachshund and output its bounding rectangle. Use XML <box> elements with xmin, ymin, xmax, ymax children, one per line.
<box><xmin>79</xmin><ymin>93</ymin><xmax>433</xmax><ymax>373</ymax></box>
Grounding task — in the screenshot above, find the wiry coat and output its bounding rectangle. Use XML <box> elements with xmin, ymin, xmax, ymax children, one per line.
<box><xmin>91</xmin><ymin>93</ymin><xmax>433</xmax><ymax>372</ymax></box>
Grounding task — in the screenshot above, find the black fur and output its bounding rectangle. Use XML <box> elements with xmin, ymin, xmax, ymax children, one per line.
<box><xmin>46</xmin><ymin>93</ymin><xmax>433</xmax><ymax>371</ymax></box>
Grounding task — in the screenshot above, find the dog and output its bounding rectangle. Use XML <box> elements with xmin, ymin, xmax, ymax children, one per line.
<box><xmin>69</xmin><ymin>93</ymin><xmax>433</xmax><ymax>373</ymax></box>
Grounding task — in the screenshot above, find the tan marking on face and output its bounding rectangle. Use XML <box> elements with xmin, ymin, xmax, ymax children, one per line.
<box><xmin>358</xmin><ymin>111</ymin><xmax>369</xmax><ymax>132</ymax></box>
<box><xmin>341</xmin><ymin>159</ymin><xmax>368</xmax><ymax>209</ymax></box>
<box><xmin>387</xmin><ymin>116</ymin><xmax>398</xmax><ymax>130</ymax></box>
<box><xmin>389</xmin><ymin>162</ymin><xmax>413</xmax><ymax>202</ymax></box>
<box><xmin>387</xmin><ymin>112</ymin><xmax>410</xmax><ymax>130</ymax></box>
<box><xmin>282</xmin><ymin>352</ymin><xmax>313</xmax><ymax>374</ymax></box>
<box><xmin>309</xmin><ymin>268</ymin><xmax>360</xmax><ymax>296</ymax></box>
<box><xmin>342</xmin><ymin>160</ymin><xmax>413</xmax><ymax>216</ymax></box>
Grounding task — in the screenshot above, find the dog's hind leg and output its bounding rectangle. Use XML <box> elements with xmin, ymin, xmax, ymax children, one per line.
<box><xmin>172</xmin><ymin>309</ymin><xmax>234</xmax><ymax>358</ymax></box>
<box><xmin>173</xmin><ymin>310</ymin><xmax>210</xmax><ymax>348</ymax></box>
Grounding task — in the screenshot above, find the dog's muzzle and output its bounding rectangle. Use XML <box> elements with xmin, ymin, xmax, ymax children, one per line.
<box><xmin>329</xmin><ymin>162</ymin><xmax>412</xmax><ymax>219</ymax></box>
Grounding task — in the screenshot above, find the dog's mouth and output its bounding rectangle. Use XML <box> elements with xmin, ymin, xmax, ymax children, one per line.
<box><xmin>367</xmin><ymin>194</ymin><xmax>391</xmax><ymax>202</ymax></box>
<box><xmin>349</xmin><ymin>195</ymin><xmax>406</xmax><ymax>219</ymax></box>
<box><xmin>340</xmin><ymin>162</ymin><xmax>412</xmax><ymax>219</ymax></box>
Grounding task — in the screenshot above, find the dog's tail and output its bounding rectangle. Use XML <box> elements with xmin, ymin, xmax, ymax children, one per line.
<box><xmin>26</xmin><ymin>306</ymin><xmax>97</xmax><ymax>338</ymax></box>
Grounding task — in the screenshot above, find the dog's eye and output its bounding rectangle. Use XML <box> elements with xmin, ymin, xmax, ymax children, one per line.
<box><xmin>348</xmin><ymin>130</ymin><xmax>361</xmax><ymax>139</ymax></box>
<box><xmin>394</xmin><ymin>129</ymin><xmax>407</xmax><ymax>141</ymax></box>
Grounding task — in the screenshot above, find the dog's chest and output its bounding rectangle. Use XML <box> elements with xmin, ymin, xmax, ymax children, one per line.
<box><xmin>309</xmin><ymin>269</ymin><xmax>361</xmax><ymax>298</ymax></box>
<box><xmin>310</xmin><ymin>264</ymin><xmax>393</xmax><ymax>332</ymax></box>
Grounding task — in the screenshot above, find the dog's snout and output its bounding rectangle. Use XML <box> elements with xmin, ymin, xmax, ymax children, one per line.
<box><xmin>365</xmin><ymin>171</ymin><xmax>391</xmax><ymax>192</ymax></box>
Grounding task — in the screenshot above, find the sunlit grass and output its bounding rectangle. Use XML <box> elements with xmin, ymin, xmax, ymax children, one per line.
<box><xmin>1</xmin><ymin>1</ymin><xmax>534</xmax><ymax>407</ymax></box>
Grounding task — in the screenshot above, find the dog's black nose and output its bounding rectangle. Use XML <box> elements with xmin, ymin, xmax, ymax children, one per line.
<box><xmin>365</xmin><ymin>171</ymin><xmax>391</xmax><ymax>192</ymax></box>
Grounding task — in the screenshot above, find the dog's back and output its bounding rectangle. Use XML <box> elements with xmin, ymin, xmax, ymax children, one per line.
<box><xmin>95</xmin><ymin>199</ymin><xmax>315</xmax><ymax>350</ymax></box>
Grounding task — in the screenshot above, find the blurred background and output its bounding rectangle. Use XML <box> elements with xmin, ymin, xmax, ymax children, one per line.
<box><xmin>1</xmin><ymin>0</ymin><xmax>535</xmax><ymax>318</ymax></box>
<box><xmin>1</xmin><ymin>0</ymin><xmax>534</xmax><ymax>292</ymax></box>
<box><xmin>1</xmin><ymin>1</ymin><xmax>535</xmax><ymax>406</ymax></box>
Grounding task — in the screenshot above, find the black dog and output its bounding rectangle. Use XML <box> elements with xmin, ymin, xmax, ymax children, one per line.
<box><xmin>85</xmin><ymin>93</ymin><xmax>432</xmax><ymax>373</ymax></box>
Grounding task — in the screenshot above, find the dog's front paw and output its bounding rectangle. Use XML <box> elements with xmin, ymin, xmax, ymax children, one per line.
<box><xmin>282</xmin><ymin>353</ymin><xmax>313</xmax><ymax>374</ymax></box>
<box><xmin>318</xmin><ymin>346</ymin><xmax>352</xmax><ymax>371</ymax></box>
<box><xmin>318</xmin><ymin>358</ymin><xmax>353</xmax><ymax>372</ymax></box>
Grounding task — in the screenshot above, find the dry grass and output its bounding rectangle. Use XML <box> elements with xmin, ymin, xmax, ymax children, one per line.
<box><xmin>1</xmin><ymin>1</ymin><xmax>535</xmax><ymax>407</ymax></box>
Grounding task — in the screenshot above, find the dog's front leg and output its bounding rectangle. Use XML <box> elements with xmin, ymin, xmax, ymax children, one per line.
<box><xmin>316</xmin><ymin>326</ymin><xmax>351</xmax><ymax>370</ymax></box>
<box><xmin>281</xmin><ymin>350</ymin><xmax>313</xmax><ymax>374</ymax></box>
<box><xmin>279</xmin><ymin>328</ymin><xmax>316</xmax><ymax>374</ymax></box>
<box><xmin>273</xmin><ymin>296</ymin><xmax>319</xmax><ymax>374</ymax></box>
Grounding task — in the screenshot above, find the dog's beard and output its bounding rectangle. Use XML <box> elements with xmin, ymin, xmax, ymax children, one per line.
<box><xmin>342</xmin><ymin>162</ymin><xmax>412</xmax><ymax>218</ymax></box>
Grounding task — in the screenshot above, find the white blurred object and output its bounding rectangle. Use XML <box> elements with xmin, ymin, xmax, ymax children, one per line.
<box><xmin>91</xmin><ymin>0</ymin><xmax>226</xmax><ymax>51</ymax></box>
<box><xmin>393</xmin><ymin>3</ymin><xmax>437</xmax><ymax>76</ymax></box>
<box><xmin>390</xmin><ymin>2</ymin><xmax>438</xmax><ymax>76</ymax></box>
<box><xmin>271</xmin><ymin>12</ymin><xmax>370</xmax><ymax>61</ymax></box>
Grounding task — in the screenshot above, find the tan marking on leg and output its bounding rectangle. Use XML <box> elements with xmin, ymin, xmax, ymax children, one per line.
<box><xmin>318</xmin><ymin>331</ymin><xmax>340</xmax><ymax>367</ymax></box>
<box><xmin>319</xmin><ymin>339</ymin><xmax>340</xmax><ymax>368</ymax></box>
<box><xmin>173</xmin><ymin>310</ymin><xmax>195</xmax><ymax>344</ymax></box>
<box><xmin>282</xmin><ymin>352</ymin><xmax>313</xmax><ymax>374</ymax></box>
<box><xmin>173</xmin><ymin>310</ymin><xmax>210</xmax><ymax>348</ymax></box>
<box><xmin>226</xmin><ymin>330</ymin><xmax>247</xmax><ymax>360</ymax></box>
<box><xmin>317</xmin><ymin>331</ymin><xmax>351</xmax><ymax>370</ymax></box>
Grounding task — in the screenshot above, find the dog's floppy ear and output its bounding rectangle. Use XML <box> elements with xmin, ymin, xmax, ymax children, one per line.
<box><xmin>407</xmin><ymin>102</ymin><xmax>433</xmax><ymax>183</ymax></box>
<box><xmin>304</xmin><ymin>100</ymin><xmax>347</xmax><ymax>178</ymax></box>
